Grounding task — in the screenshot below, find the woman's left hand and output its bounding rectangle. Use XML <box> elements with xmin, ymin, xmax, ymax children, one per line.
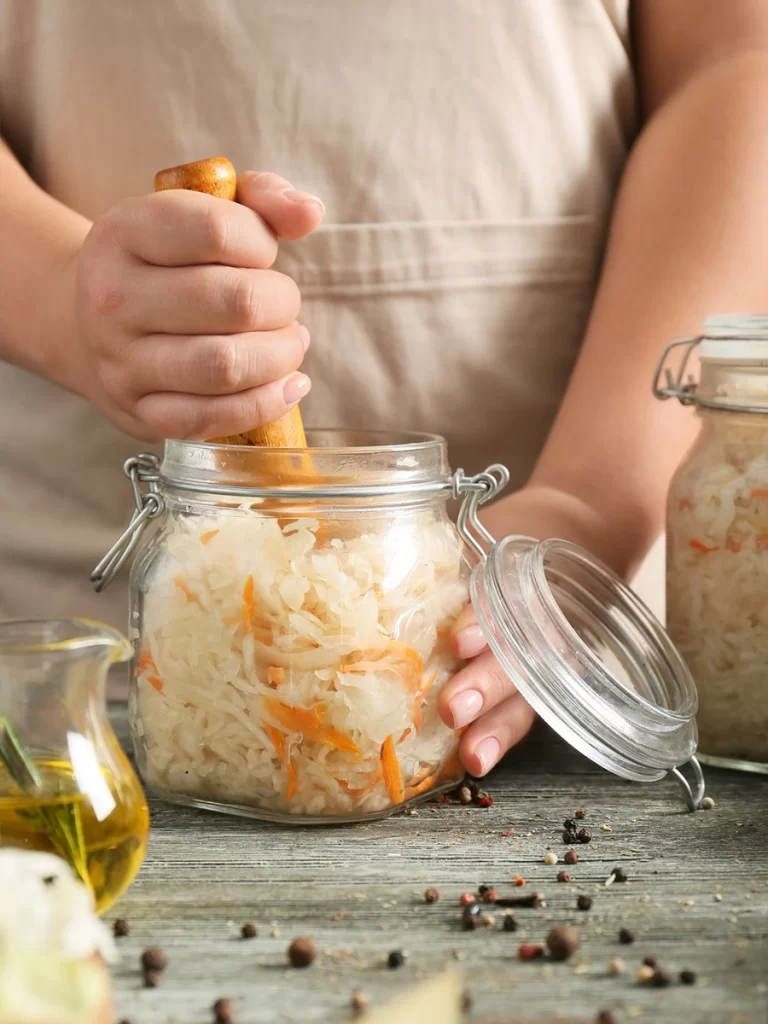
<box><xmin>438</xmin><ymin>603</ymin><xmax>536</xmax><ymax>777</ymax></box>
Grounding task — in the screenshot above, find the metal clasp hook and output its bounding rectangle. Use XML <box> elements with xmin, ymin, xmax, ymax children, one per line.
<box><xmin>652</xmin><ymin>336</ymin><xmax>702</xmax><ymax>405</ymax></box>
<box><xmin>454</xmin><ymin>464</ymin><xmax>510</xmax><ymax>561</ymax></box>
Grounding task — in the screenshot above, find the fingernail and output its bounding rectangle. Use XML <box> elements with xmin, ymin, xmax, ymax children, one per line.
<box><xmin>298</xmin><ymin>324</ymin><xmax>311</xmax><ymax>352</ymax></box>
<box><xmin>474</xmin><ymin>736</ymin><xmax>501</xmax><ymax>775</ymax></box>
<box><xmin>283</xmin><ymin>373</ymin><xmax>311</xmax><ymax>406</ymax></box>
<box><xmin>282</xmin><ymin>187</ymin><xmax>325</xmax><ymax>214</ymax></box>
<box><xmin>454</xmin><ymin>624</ymin><xmax>485</xmax><ymax>659</ymax></box>
<box><xmin>448</xmin><ymin>688</ymin><xmax>483</xmax><ymax>729</ymax></box>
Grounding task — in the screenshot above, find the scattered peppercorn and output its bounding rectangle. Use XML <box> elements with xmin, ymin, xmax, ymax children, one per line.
<box><xmin>577</xmin><ymin>895</ymin><xmax>593</xmax><ymax>911</ymax></box>
<box><xmin>557</xmin><ymin>870</ymin><xmax>572</xmax><ymax>884</ymax></box>
<box><xmin>618</xmin><ymin>928</ymin><xmax>635</xmax><ymax>945</ymax></box>
<box><xmin>575</xmin><ymin>808</ymin><xmax>587</xmax><ymax>819</ymax></box>
<box><xmin>459</xmin><ymin>892</ymin><xmax>476</xmax><ymax>907</ymax></box>
<box><xmin>481</xmin><ymin>888</ymin><xmax>498</xmax><ymax>904</ymax></box>
<box><xmin>478</xmin><ymin>884</ymin><xmax>492</xmax><ymax>895</ymax></box>
<box><xmin>288</xmin><ymin>937</ymin><xmax>317</xmax><ymax>968</ymax></box>
<box><xmin>424</xmin><ymin>887</ymin><xmax>440</xmax><ymax>904</ymax></box>
<box><xmin>241</xmin><ymin>922</ymin><xmax>258</xmax><ymax>939</ymax></box>
<box><xmin>213</xmin><ymin>997</ymin><xmax>234</xmax><ymax>1024</ymax></box>
<box><xmin>596</xmin><ymin>1012</ymin><xmax>617</xmax><ymax>1024</ymax></box>
<box><xmin>42</xmin><ymin>875</ymin><xmax>56</xmax><ymax>885</ymax></box>
<box><xmin>477</xmin><ymin>795</ymin><xmax>494</xmax><ymax>808</ymax></box>
<box><xmin>458</xmin><ymin>786</ymin><xmax>473</xmax><ymax>805</ymax></box>
<box><xmin>564</xmin><ymin>850</ymin><xmax>579</xmax><ymax>866</ymax></box>
<box><xmin>700</xmin><ymin>796</ymin><xmax>715</xmax><ymax>810</ymax></box>
<box><xmin>544</xmin><ymin>851</ymin><xmax>558</xmax><ymax>866</ymax></box>
<box><xmin>651</xmin><ymin>969</ymin><xmax>672</xmax><ymax>988</ymax></box>
<box><xmin>636</xmin><ymin>965</ymin><xmax>655</xmax><ymax>984</ymax></box>
<box><xmin>462</xmin><ymin>912</ymin><xmax>478</xmax><ymax>931</ymax></box>
<box><xmin>387</xmin><ymin>950</ymin><xmax>405</xmax><ymax>969</ymax></box>
<box><xmin>514</xmin><ymin>874</ymin><xmax>526</xmax><ymax>887</ymax></box>
<box><xmin>577</xmin><ymin>828</ymin><xmax>592</xmax><ymax>844</ymax></box>
<box><xmin>496</xmin><ymin>892</ymin><xmax>546</xmax><ymax>909</ymax></box>
<box><xmin>461</xmin><ymin>990</ymin><xmax>473</xmax><ymax>1012</ymax></box>
<box><xmin>113</xmin><ymin>918</ymin><xmax>130</xmax><ymax>938</ymax></box>
<box><xmin>642</xmin><ymin>956</ymin><xmax>657</xmax><ymax>968</ymax></box>
<box><xmin>563</xmin><ymin>829</ymin><xmax>578</xmax><ymax>845</ymax></box>
<box><xmin>563</xmin><ymin>818</ymin><xmax>578</xmax><ymax>831</ymax></box>
<box><xmin>351</xmin><ymin>991</ymin><xmax>368</xmax><ymax>1016</ymax></box>
<box><xmin>680</xmin><ymin>970</ymin><xmax>696</xmax><ymax>985</ymax></box>
<box><xmin>141</xmin><ymin>948</ymin><xmax>168</xmax><ymax>972</ymax></box>
<box><xmin>143</xmin><ymin>968</ymin><xmax>163</xmax><ymax>989</ymax></box>
<box><xmin>503</xmin><ymin>914</ymin><xmax>518</xmax><ymax>932</ymax></box>
<box><xmin>546</xmin><ymin>924</ymin><xmax>580</xmax><ymax>961</ymax></box>
<box><xmin>606</xmin><ymin>956</ymin><xmax>625</xmax><ymax>976</ymax></box>
<box><xmin>610</xmin><ymin>867</ymin><xmax>629</xmax><ymax>883</ymax></box>
<box><xmin>518</xmin><ymin>943</ymin><xmax>545</xmax><ymax>961</ymax></box>
<box><xmin>480</xmin><ymin>913</ymin><xmax>496</xmax><ymax>929</ymax></box>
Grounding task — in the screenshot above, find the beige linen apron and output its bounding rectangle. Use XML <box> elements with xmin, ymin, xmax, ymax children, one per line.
<box><xmin>0</xmin><ymin>0</ymin><xmax>655</xmax><ymax>647</ymax></box>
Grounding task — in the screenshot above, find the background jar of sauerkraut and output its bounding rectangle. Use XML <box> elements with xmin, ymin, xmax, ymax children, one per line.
<box><xmin>127</xmin><ymin>431</ymin><xmax>475</xmax><ymax>822</ymax></box>
<box><xmin>661</xmin><ymin>317</ymin><xmax>768</xmax><ymax>772</ymax></box>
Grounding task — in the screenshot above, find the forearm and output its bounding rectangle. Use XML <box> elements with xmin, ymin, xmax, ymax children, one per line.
<box><xmin>492</xmin><ymin>50</ymin><xmax>768</xmax><ymax>578</ymax></box>
<box><xmin>0</xmin><ymin>139</ymin><xmax>90</xmax><ymax>382</ymax></box>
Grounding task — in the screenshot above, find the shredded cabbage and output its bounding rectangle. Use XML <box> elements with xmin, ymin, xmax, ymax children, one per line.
<box><xmin>134</xmin><ymin>510</ymin><xmax>468</xmax><ymax>817</ymax></box>
<box><xmin>667</xmin><ymin>416</ymin><xmax>768</xmax><ymax>762</ymax></box>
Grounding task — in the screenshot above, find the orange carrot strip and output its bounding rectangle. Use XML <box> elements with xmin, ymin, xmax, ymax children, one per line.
<box><xmin>397</xmin><ymin>727</ymin><xmax>412</xmax><ymax>745</ymax></box>
<box><xmin>267</xmin><ymin>666</ymin><xmax>285</xmax><ymax>687</ymax></box>
<box><xmin>265</xmin><ymin>723</ymin><xmax>287</xmax><ymax>764</ymax></box>
<box><xmin>200</xmin><ymin>529</ymin><xmax>220</xmax><ymax>545</ymax></box>
<box><xmin>381</xmin><ymin>734</ymin><xmax>405</xmax><ymax>805</ymax></box>
<box><xmin>174</xmin><ymin>574</ymin><xmax>201</xmax><ymax>605</ymax></box>
<box><xmin>137</xmin><ymin>650</ymin><xmax>157</xmax><ymax>672</ymax></box>
<box><xmin>284</xmin><ymin>760</ymin><xmax>298</xmax><ymax>800</ymax></box>
<box><xmin>264</xmin><ymin>699</ymin><xmax>361</xmax><ymax>757</ymax></box>
<box><xmin>688</xmin><ymin>539</ymin><xmax>719</xmax><ymax>553</ymax></box>
<box><xmin>242</xmin><ymin>574</ymin><xmax>255</xmax><ymax>631</ymax></box>
<box><xmin>339</xmin><ymin>768</ymin><xmax>382</xmax><ymax>797</ymax></box>
<box><xmin>146</xmin><ymin>675</ymin><xmax>164</xmax><ymax>693</ymax></box>
<box><xmin>751</xmin><ymin>489</ymin><xmax>768</xmax><ymax>498</ymax></box>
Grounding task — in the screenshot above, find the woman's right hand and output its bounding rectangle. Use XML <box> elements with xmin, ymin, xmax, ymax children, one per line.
<box><xmin>60</xmin><ymin>172</ymin><xmax>324</xmax><ymax>441</ymax></box>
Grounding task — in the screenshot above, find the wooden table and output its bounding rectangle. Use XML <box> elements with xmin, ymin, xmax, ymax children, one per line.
<box><xmin>110</xmin><ymin>706</ymin><xmax>768</xmax><ymax>1024</ymax></box>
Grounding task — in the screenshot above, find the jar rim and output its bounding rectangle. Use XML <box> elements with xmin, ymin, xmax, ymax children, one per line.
<box><xmin>172</xmin><ymin>429</ymin><xmax>447</xmax><ymax>455</ymax></box>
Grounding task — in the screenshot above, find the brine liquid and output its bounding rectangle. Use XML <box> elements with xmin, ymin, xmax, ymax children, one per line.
<box><xmin>0</xmin><ymin>759</ymin><xmax>149</xmax><ymax>913</ymax></box>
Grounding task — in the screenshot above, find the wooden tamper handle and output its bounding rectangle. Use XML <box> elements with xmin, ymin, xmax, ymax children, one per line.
<box><xmin>154</xmin><ymin>156</ymin><xmax>308</xmax><ymax>449</ymax></box>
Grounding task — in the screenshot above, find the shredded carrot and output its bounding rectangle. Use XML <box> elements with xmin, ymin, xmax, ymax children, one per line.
<box><xmin>146</xmin><ymin>675</ymin><xmax>164</xmax><ymax>693</ymax></box>
<box><xmin>339</xmin><ymin>768</ymin><xmax>382</xmax><ymax>797</ymax></box>
<box><xmin>405</xmin><ymin>775</ymin><xmax>440</xmax><ymax>800</ymax></box>
<box><xmin>340</xmin><ymin>643</ymin><xmax>424</xmax><ymax>692</ymax></box>
<box><xmin>381</xmin><ymin>734</ymin><xmax>405</xmax><ymax>805</ymax></box>
<box><xmin>174</xmin><ymin>574</ymin><xmax>201</xmax><ymax>605</ymax></box>
<box><xmin>267</xmin><ymin>666</ymin><xmax>285</xmax><ymax>688</ymax></box>
<box><xmin>284</xmin><ymin>760</ymin><xmax>298</xmax><ymax>800</ymax></box>
<box><xmin>751</xmin><ymin>489</ymin><xmax>768</xmax><ymax>498</ymax></box>
<box><xmin>265</xmin><ymin>723</ymin><xmax>287</xmax><ymax>763</ymax></box>
<box><xmin>242</xmin><ymin>575</ymin><xmax>255</xmax><ymax>631</ymax></box>
<box><xmin>411</xmin><ymin>671</ymin><xmax>437</xmax><ymax>731</ymax></box>
<box><xmin>137</xmin><ymin>650</ymin><xmax>157</xmax><ymax>673</ymax></box>
<box><xmin>397</xmin><ymin>727</ymin><xmax>412</xmax><ymax>745</ymax></box>
<box><xmin>263</xmin><ymin>699</ymin><xmax>361</xmax><ymax>757</ymax></box>
<box><xmin>727</xmin><ymin>539</ymin><xmax>743</xmax><ymax>553</ymax></box>
<box><xmin>200</xmin><ymin>529</ymin><xmax>219</xmax><ymax>545</ymax></box>
<box><xmin>688</xmin><ymin>539</ymin><xmax>719</xmax><ymax>553</ymax></box>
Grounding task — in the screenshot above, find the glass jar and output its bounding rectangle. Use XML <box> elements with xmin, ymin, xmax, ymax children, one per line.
<box><xmin>656</xmin><ymin>316</ymin><xmax>768</xmax><ymax>774</ymax></box>
<box><xmin>95</xmin><ymin>431</ymin><xmax>705</xmax><ymax>823</ymax></box>
<box><xmin>0</xmin><ymin>619</ymin><xmax>149</xmax><ymax>911</ymax></box>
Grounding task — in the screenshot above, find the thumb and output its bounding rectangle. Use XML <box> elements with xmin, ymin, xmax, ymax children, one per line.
<box><xmin>237</xmin><ymin>171</ymin><xmax>325</xmax><ymax>241</ymax></box>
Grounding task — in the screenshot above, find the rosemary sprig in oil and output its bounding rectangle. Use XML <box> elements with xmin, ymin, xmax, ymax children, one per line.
<box><xmin>0</xmin><ymin>714</ymin><xmax>92</xmax><ymax>893</ymax></box>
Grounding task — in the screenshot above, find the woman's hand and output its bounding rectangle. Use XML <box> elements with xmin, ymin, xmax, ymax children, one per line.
<box><xmin>58</xmin><ymin>172</ymin><xmax>324</xmax><ymax>441</ymax></box>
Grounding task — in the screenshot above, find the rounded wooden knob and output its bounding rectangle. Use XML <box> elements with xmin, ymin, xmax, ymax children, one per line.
<box><xmin>154</xmin><ymin>156</ymin><xmax>237</xmax><ymax>201</ymax></box>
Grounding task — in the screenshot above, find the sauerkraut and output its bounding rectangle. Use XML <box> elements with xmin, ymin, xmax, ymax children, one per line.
<box><xmin>133</xmin><ymin>510</ymin><xmax>468</xmax><ymax>818</ymax></box>
<box><xmin>667</xmin><ymin>416</ymin><xmax>768</xmax><ymax>763</ymax></box>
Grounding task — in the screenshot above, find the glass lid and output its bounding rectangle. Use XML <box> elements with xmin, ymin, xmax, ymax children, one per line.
<box><xmin>471</xmin><ymin>534</ymin><xmax>701</xmax><ymax>790</ymax></box>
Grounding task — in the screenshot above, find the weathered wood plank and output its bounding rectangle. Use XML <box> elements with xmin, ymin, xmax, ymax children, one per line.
<box><xmin>109</xmin><ymin>706</ymin><xmax>768</xmax><ymax>1024</ymax></box>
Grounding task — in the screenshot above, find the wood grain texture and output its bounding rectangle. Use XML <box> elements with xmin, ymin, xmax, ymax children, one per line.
<box><xmin>108</xmin><ymin>706</ymin><xmax>768</xmax><ymax>1024</ymax></box>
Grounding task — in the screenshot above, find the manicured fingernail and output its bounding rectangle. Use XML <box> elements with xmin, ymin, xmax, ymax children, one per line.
<box><xmin>282</xmin><ymin>187</ymin><xmax>325</xmax><ymax>214</ymax></box>
<box><xmin>448</xmin><ymin>688</ymin><xmax>483</xmax><ymax>729</ymax></box>
<box><xmin>283</xmin><ymin>373</ymin><xmax>311</xmax><ymax>406</ymax></box>
<box><xmin>298</xmin><ymin>324</ymin><xmax>311</xmax><ymax>352</ymax></box>
<box><xmin>474</xmin><ymin>736</ymin><xmax>501</xmax><ymax>775</ymax></box>
<box><xmin>454</xmin><ymin>624</ymin><xmax>485</xmax><ymax>659</ymax></box>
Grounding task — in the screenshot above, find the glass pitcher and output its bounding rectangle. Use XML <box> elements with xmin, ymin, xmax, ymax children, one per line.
<box><xmin>0</xmin><ymin>619</ymin><xmax>149</xmax><ymax>912</ymax></box>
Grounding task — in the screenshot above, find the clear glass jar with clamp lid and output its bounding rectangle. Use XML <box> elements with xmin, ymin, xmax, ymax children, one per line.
<box><xmin>94</xmin><ymin>430</ymin><xmax>705</xmax><ymax>823</ymax></box>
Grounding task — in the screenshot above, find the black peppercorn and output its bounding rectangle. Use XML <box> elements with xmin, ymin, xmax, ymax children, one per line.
<box><xmin>503</xmin><ymin>914</ymin><xmax>518</xmax><ymax>932</ymax></box>
<box><xmin>611</xmin><ymin>867</ymin><xmax>629</xmax><ymax>883</ymax></box>
<box><xmin>562</xmin><ymin>829</ymin><xmax>578</xmax><ymax>845</ymax></box>
<box><xmin>462</xmin><ymin>913</ymin><xmax>478</xmax><ymax>931</ymax></box>
<box><xmin>618</xmin><ymin>928</ymin><xmax>635</xmax><ymax>945</ymax></box>
<box><xmin>424</xmin><ymin>887</ymin><xmax>440</xmax><ymax>904</ymax></box>
<box><xmin>387</xmin><ymin>950</ymin><xmax>405</xmax><ymax>969</ymax></box>
<box><xmin>213</xmin><ymin>997</ymin><xmax>234</xmax><ymax>1024</ymax></box>
<box><xmin>643</xmin><ymin>955</ymin><xmax>657</xmax><ymax>968</ymax></box>
<box><xmin>680</xmin><ymin>969</ymin><xmax>696</xmax><ymax>985</ymax></box>
<box><xmin>546</xmin><ymin>925</ymin><xmax>580</xmax><ymax>962</ymax></box>
<box><xmin>143</xmin><ymin>968</ymin><xmax>162</xmax><ymax>988</ymax></box>
<box><xmin>577</xmin><ymin>895</ymin><xmax>593</xmax><ymax>911</ymax></box>
<box><xmin>141</xmin><ymin>948</ymin><xmax>168</xmax><ymax>972</ymax></box>
<box><xmin>113</xmin><ymin>918</ymin><xmax>130</xmax><ymax>938</ymax></box>
<box><xmin>288</xmin><ymin>936</ymin><xmax>317</xmax><ymax>968</ymax></box>
<box><xmin>577</xmin><ymin>828</ymin><xmax>592</xmax><ymax>844</ymax></box>
<box><xmin>241</xmin><ymin>922</ymin><xmax>258</xmax><ymax>939</ymax></box>
<box><xmin>651</xmin><ymin>968</ymin><xmax>672</xmax><ymax>988</ymax></box>
<box><xmin>596</xmin><ymin>1012</ymin><xmax>617</xmax><ymax>1024</ymax></box>
<box><xmin>351</xmin><ymin>991</ymin><xmax>368</xmax><ymax>1016</ymax></box>
<box><xmin>461</xmin><ymin>989</ymin><xmax>473</xmax><ymax>1011</ymax></box>
<box><xmin>564</xmin><ymin>850</ymin><xmax>579</xmax><ymax>866</ymax></box>
<box><xmin>563</xmin><ymin>818</ymin><xmax>578</xmax><ymax>831</ymax></box>
<box><xmin>557</xmin><ymin>870</ymin><xmax>572</xmax><ymax>884</ymax></box>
